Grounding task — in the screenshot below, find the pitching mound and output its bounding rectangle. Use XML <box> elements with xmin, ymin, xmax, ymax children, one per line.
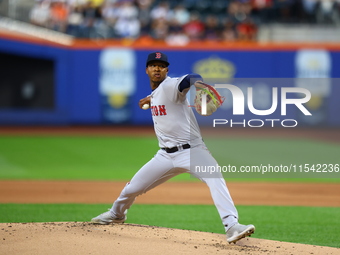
<box><xmin>1</xmin><ymin>222</ymin><xmax>338</xmax><ymax>255</ymax></box>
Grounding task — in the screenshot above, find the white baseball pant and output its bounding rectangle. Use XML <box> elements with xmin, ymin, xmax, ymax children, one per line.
<box><xmin>110</xmin><ymin>143</ymin><xmax>239</xmax><ymax>231</ymax></box>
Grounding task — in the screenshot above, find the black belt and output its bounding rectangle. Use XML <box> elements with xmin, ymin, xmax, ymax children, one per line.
<box><xmin>161</xmin><ymin>144</ymin><xmax>190</xmax><ymax>153</ymax></box>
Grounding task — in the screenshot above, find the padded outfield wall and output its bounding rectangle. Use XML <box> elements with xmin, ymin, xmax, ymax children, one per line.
<box><xmin>0</xmin><ymin>34</ymin><xmax>339</xmax><ymax>126</ymax></box>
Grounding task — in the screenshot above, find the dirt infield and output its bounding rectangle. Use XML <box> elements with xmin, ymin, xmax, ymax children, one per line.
<box><xmin>1</xmin><ymin>126</ymin><xmax>339</xmax><ymax>254</ymax></box>
<box><xmin>1</xmin><ymin>180</ymin><xmax>340</xmax><ymax>255</ymax></box>
<box><xmin>1</xmin><ymin>180</ymin><xmax>340</xmax><ymax>207</ymax></box>
<box><xmin>1</xmin><ymin>222</ymin><xmax>339</xmax><ymax>255</ymax></box>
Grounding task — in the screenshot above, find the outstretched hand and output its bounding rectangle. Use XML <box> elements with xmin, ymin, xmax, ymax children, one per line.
<box><xmin>139</xmin><ymin>96</ymin><xmax>151</xmax><ymax>109</ymax></box>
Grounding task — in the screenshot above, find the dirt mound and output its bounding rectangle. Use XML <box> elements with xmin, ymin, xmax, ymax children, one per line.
<box><xmin>1</xmin><ymin>222</ymin><xmax>339</xmax><ymax>255</ymax></box>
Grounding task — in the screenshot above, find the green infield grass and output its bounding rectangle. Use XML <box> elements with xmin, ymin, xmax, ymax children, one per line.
<box><xmin>0</xmin><ymin>136</ymin><xmax>338</xmax><ymax>181</ymax></box>
<box><xmin>0</xmin><ymin>203</ymin><xmax>339</xmax><ymax>248</ymax></box>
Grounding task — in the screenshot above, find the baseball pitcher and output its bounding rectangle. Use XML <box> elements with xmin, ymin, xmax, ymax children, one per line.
<box><xmin>91</xmin><ymin>52</ymin><xmax>255</xmax><ymax>244</ymax></box>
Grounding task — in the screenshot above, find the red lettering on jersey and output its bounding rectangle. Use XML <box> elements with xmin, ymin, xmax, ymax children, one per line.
<box><xmin>155</xmin><ymin>52</ymin><xmax>161</xmax><ymax>59</ymax></box>
<box><xmin>151</xmin><ymin>105</ymin><xmax>167</xmax><ymax>116</ymax></box>
<box><xmin>153</xmin><ymin>105</ymin><xmax>159</xmax><ymax>116</ymax></box>
<box><xmin>158</xmin><ymin>105</ymin><xmax>167</xmax><ymax>116</ymax></box>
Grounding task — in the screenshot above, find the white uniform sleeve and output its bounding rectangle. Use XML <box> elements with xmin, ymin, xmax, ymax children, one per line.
<box><xmin>162</xmin><ymin>75</ymin><xmax>188</xmax><ymax>103</ymax></box>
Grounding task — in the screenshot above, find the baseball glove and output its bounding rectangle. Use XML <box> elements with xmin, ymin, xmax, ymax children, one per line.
<box><xmin>194</xmin><ymin>81</ymin><xmax>224</xmax><ymax>116</ymax></box>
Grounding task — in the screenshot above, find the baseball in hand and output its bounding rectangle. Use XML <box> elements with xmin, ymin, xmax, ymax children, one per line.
<box><xmin>142</xmin><ymin>104</ymin><xmax>150</xmax><ymax>110</ymax></box>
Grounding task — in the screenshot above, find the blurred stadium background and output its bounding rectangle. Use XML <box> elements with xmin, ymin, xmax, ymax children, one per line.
<box><xmin>0</xmin><ymin>0</ymin><xmax>339</xmax><ymax>126</ymax></box>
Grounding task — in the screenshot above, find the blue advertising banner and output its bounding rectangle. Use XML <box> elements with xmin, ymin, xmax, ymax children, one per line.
<box><xmin>0</xmin><ymin>36</ymin><xmax>339</xmax><ymax>126</ymax></box>
<box><xmin>99</xmin><ymin>48</ymin><xmax>136</xmax><ymax>124</ymax></box>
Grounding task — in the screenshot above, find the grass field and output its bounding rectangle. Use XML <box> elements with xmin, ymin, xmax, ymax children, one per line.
<box><xmin>0</xmin><ymin>136</ymin><xmax>339</xmax><ymax>181</ymax></box>
<box><xmin>0</xmin><ymin>135</ymin><xmax>339</xmax><ymax>248</ymax></box>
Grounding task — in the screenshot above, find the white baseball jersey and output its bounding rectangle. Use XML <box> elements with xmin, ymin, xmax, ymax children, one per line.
<box><xmin>110</xmin><ymin>74</ymin><xmax>239</xmax><ymax>233</ymax></box>
<box><xmin>150</xmin><ymin>75</ymin><xmax>202</xmax><ymax>148</ymax></box>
